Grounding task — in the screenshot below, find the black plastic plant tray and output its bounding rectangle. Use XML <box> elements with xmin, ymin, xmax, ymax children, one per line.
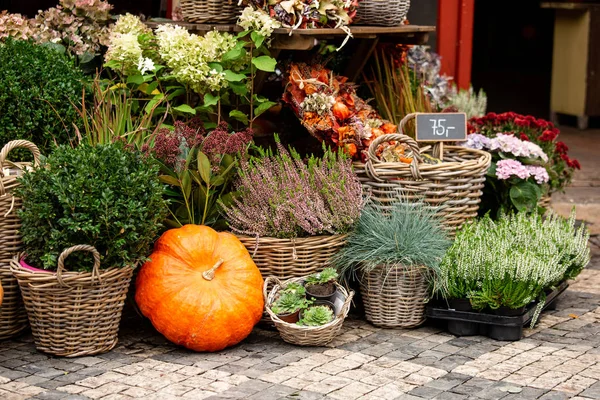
<box><xmin>426</xmin><ymin>281</ymin><xmax>569</xmax><ymax>341</ymax></box>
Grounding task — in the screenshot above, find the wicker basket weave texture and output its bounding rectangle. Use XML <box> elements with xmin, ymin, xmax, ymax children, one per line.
<box><xmin>181</xmin><ymin>0</ymin><xmax>241</xmax><ymax>23</ymax></box>
<box><xmin>355</xmin><ymin>0</ymin><xmax>411</xmax><ymax>26</ymax></box>
<box><xmin>238</xmin><ymin>234</ymin><xmax>347</xmax><ymax>280</ymax></box>
<box><xmin>0</xmin><ymin>140</ymin><xmax>41</xmax><ymax>340</ymax></box>
<box><xmin>354</xmin><ymin>122</ymin><xmax>491</xmax><ymax>236</ymax></box>
<box><xmin>264</xmin><ymin>276</ymin><xmax>354</xmax><ymax>346</ymax></box>
<box><xmin>539</xmin><ymin>194</ymin><xmax>551</xmax><ymax>209</ymax></box>
<box><xmin>10</xmin><ymin>245</ymin><xmax>133</xmax><ymax>357</ymax></box>
<box><xmin>360</xmin><ymin>264</ymin><xmax>429</xmax><ymax>328</ymax></box>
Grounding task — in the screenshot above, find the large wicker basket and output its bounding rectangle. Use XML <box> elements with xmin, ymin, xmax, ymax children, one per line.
<box><xmin>355</xmin><ymin>0</ymin><xmax>411</xmax><ymax>26</ymax></box>
<box><xmin>361</xmin><ymin>264</ymin><xmax>429</xmax><ymax>328</ymax></box>
<box><xmin>10</xmin><ymin>245</ymin><xmax>134</xmax><ymax>357</ymax></box>
<box><xmin>264</xmin><ymin>276</ymin><xmax>354</xmax><ymax>346</ymax></box>
<box><xmin>354</xmin><ymin>118</ymin><xmax>491</xmax><ymax>236</ymax></box>
<box><xmin>181</xmin><ymin>0</ymin><xmax>241</xmax><ymax>23</ymax></box>
<box><xmin>238</xmin><ymin>234</ymin><xmax>347</xmax><ymax>280</ymax></box>
<box><xmin>0</xmin><ymin>140</ymin><xmax>41</xmax><ymax>340</ymax></box>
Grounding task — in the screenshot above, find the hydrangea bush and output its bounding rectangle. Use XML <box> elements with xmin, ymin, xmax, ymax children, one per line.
<box><xmin>439</xmin><ymin>211</ymin><xmax>590</xmax><ymax>325</ymax></box>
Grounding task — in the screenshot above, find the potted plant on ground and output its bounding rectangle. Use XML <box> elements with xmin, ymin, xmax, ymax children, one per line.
<box><xmin>221</xmin><ymin>138</ymin><xmax>363</xmax><ymax>284</ymax></box>
<box><xmin>304</xmin><ymin>267</ymin><xmax>339</xmax><ymax>302</ymax></box>
<box><xmin>270</xmin><ymin>283</ymin><xmax>312</xmax><ymax>323</ymax></box>
<box><xmin>333</xmin><ymin>199</ymin><xmax>451</xmax><ymax>328</ymax></box>
<box><xmin>11</xmin><ymin>142</ymin><xmax>166</xmax><ymax>357</ymax></box>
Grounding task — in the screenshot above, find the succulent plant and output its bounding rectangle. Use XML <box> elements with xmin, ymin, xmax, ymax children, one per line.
<box><xmin>297</xmin><ymin>305</ymin><xmax>335</xmax><ymax>326</ymax></box>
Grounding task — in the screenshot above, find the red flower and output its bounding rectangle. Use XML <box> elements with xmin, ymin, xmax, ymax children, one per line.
<box><xmin>555</xmin><ymin>141</ymin><xmax>569</xmax><ymax>155</ymax></box>
<box><xmin>569</xmin><ymin>159</ymin><xmax>581</xmax><ymax>169</ymax></box>
<box><xmin>520</xmin><ymin>133</ymin><xmax>529</xmax><ymax>141</ymax></box>
<box><xmin>486</xmin><ymin>112</ymin><xmax>497</xmax><ymax>120</ymax></box>
<box><xmin>514</xmin><ymin>118</ymin><xmax>530</xmax><ymax>128</ymax></box>
<box><xmin>560</xmin><ymin>154</ymin><xmax>570</xmax><ymax>162</ymax></box>
<box><xmin>539</xmin><ymin>129</ymin><xmax>558</xmax><ymax>142</ymax></box>
<box><xmin>467</xmin><ymin>123</ymin><xmax>477</xmax><ymax>134</ymax></box>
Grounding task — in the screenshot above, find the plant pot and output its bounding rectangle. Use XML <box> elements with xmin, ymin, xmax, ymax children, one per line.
<box><xmin>305</xmin><ymin>283</ymin><xmax>337</xmax><ymax>302</ymax></box>
<box><xmin>493</xmin><ymin>306</ymin><xmax>526</xmax><ymax>317</ymax></box>
<box><xmin>488</xmin><ymin>325</ymin><xmax>523</xmax><ymax>341</ymax></box>
<box><xmin>276</xmin><ymin>309</ymin><xmax>301</xmax><ymax>324</ymax></box>
<box><xmin>449</xmin><ymin>298</ymin><xmax>473</xmax><ymax>312</ymax></box>
<box><xmin>447</xmin><ymin>320</ymin><xmax>480</xmax><ymax>336</ymax></box>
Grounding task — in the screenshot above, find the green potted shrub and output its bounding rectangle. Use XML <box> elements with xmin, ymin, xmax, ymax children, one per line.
<box><xmin>298</xmin><ymin>305</ymin><xmax>335</xmax><ymax>327</ymax></box>
<box><xmin>270</xmin><ymin>283</ymin><xmax>312</xmax><ymax>323</ymax></box>
<box><xmin>10</xmin><ymin>142</ymin><xmax>166</xmax><ymax>356</ymax></box>
<box><xmin>333</xmin><ymin>200</ymin><xmax>451</xmax><ymax>328</ymax></box>
<box><xmin>304</xmin><ymin>267</ymin><xmax>339</xmax><ymax>302</ymax></box>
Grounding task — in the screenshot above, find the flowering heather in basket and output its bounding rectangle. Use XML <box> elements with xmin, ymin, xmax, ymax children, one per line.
<box><xmin>469</xmin><ymin>112</ymin><xmax>580</xmax><ymax>193</ymax></box>
<box><xmin>221</xmin><ymin>141</ymin><xmax>363</xmax><ymax>239</ymax></box>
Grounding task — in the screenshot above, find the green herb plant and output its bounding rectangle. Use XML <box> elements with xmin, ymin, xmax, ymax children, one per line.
<box><xmin>305</xmin><ymin>268</ymin><xmax>338</xmax><ymax>286</ymax></box>
<box><xmin>0</xmin><ymin>38</ymin><xmax>84</xmax><ymax>158</ymax></box>
<box><xmin>271</xmin><ymin>292</ymin><xmax>312</xmax><ymax>316</ymax></box>
<box><xmin>297</xmin><ymin>305</ymin><xmax>335</xmax><ymax>327</ymax></box>
<box><xmin>16</xmin><ymin>143</ymin><xmax>167</xmax><ymax>272</ymax></box>
<box><xmin>332</xmin><ymin>199</ymin><xmax>451</xmax><ymax>291</ymax></box>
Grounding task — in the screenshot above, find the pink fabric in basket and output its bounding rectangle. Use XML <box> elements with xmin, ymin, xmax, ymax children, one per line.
<box><xmin>20</xmin><ymin>259</ymin><xmax>52</xmax><ymax>273</ymax></box>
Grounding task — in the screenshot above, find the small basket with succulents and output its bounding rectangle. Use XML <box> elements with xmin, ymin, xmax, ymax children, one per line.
<box><xmin>264</xmin><ymin>268</ymin><xmax>354</xmax><ymax>346</ymax></box>
<box><xmin>221</xmin><ymin>138</ymin><xmax>363</xmax><ymax>285</ymax></box>
<box><xmin>10</xmin><ymin>143</ymin><xmax>166</xmax><ymax>357</ymax></box>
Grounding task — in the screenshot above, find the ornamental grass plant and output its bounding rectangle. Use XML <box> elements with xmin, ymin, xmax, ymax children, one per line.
<box><xmin>439</xmin><ymin>211</ymin><xmax>590</xmax><ymax>323</ymax></box>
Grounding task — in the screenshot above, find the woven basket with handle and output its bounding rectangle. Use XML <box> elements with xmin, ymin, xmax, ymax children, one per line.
<box><xmin>181</xmin><ymin>0</ymin><xmax>241</xmax><ymax>23</ymax></box>
<box><xmin>355</xmin><ymin>0</ymin><xmax>411</xmax><ymax>26</ymax></box>
<box><xmin>354</xmin><ymin>114</ymin><xmax>491</xmax><ymax>236</ymax></box>
<box><xmin>264</xmin><ymin>276</ymin><xmax>354</xmax><ymax>346</ymax></box>
<box><xmin>361</xmin><ymin>264</ymin><xmax>429</xmax><ymax>328</ymax></box>
<box><xmin>0</xmin><ymin>140</ymin><xmax>41</xmax><ymax>340</ymax></box>
<box><xmin>11</xmin><ymin>245</ymin><xmax>134</xmax><ymax>357</ymax></box>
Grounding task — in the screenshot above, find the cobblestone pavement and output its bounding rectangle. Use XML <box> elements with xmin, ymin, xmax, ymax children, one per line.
<box><xmin>1</xmin><ymin>240</ymin><xmax>599</xmax><ymax>400</ymax></box>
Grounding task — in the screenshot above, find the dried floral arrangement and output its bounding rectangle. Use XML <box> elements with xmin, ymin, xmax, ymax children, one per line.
<box><xmin>0</xmin><ymin>0</ymin><xmax>113</xmax><ymax>58</ymax></box>
<box><xmin>461</xmin><ymin>133</ymin><xmax>550</xmax><ymax>216</ymax></box>
<box><xmin>221</xmin><ymin>138</ymin><xmax>363</xmax><ymax>239</ymax></box>
<box><xmin>439</xmin><ymin>211</ymin><xmax>590</xmax><ymax>326</ymax></box>
<box><xmin>283</xmin><ymin>62</ymin><xmax>397</xmax><ymax>161</ymax></box>
<box><xmin>469</xmin><ymin>112</ymin><xmax>580</xmax><ymax>193</ymax></box>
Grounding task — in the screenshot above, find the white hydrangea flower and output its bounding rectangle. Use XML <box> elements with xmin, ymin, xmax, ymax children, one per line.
<box><xmin>238</xmin><ymin>6</ymin><xmax>281</xmax><ymax>38</ymax></box>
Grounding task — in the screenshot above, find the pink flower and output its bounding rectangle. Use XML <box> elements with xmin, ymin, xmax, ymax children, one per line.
<box><xmin>496</xmin><ymin>159</ymin><xmax>530</xmax><ymax>180</ymax></box>
<box><xmin>526</xmin><ymin>166</ymin><xmax>549</xmax><ymax>184</ymax></box>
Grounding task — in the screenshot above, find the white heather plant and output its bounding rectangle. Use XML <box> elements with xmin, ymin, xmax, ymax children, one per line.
<box><xmin>439</xmin><ymin>210</ymin><xmax>590</xmax><ymax>324</ymax></box>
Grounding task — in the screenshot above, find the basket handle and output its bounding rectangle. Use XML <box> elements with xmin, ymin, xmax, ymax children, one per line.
<box><xmin>338</xmin><ymin>289</ymin><xmax>355</xmax><ymax>319</ymax></box>
<box><xmin>365</xmin><ymin>131</ymin><xmax>424</xmax><ymax>181</ymax></box>
<box><xmin>57</xmin><ymin>245</ymin><xmax>102</xmax><ymax>287</ymax></box>
<box><xmin>263</xmin><ymin>276</ymin><xmax>282</xmax><ymax>305</ymax></box>
<box><xmin>0</xmin><ymin>140</ymin><xmax>41</xmax><ymax>171</ymax></box>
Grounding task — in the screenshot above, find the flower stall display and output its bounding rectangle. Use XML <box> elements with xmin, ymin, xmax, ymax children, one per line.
<box><xmin>283</xmin><ymin>62</ymin><xmax>397</xmax><ymax>161</ymax></box>
<box><xmin>135</xmin><ymin>225</ymin><xmax>265</xmax><ymax>352</ymax></box>
<box><xmin>469</xmin><ymin>112</ymin><xmax>580</xmax><ymax>194</ymax></box>
<box><xmin>333</xmin><ymin>200</ymin><xmax>451</xmax><ymax>328</ymax></box>
<box><xmin>10</xmin><ymin>143</ymin><xmax>166</xmax><ymax>356</ymax></box>
<box><xmin>221</xmin><ymin>139</ymin><xmax>362</xmax><ymax>282</ymax></box>
<box><xmin>264</xmin><ymin>270</ymin><xmax>354</xmax><ymax>346</ymax></box>
<box><xmin>461</xmin><ymin>132</ymin><xmax>551</xmax><ymax>216</ymax></box>
<box><xmin>0</xmin><ymin>141</ymin><xmax>41</xmax><ymax>340</ymax></box>
<box><xmin>438</xmin><ymin>211</ymin><xmax>590</xmax><ymax>329</ymax></box>
<box><xmin>148</xmin><ymin>119</ymin><xmax>254</xmax><ymax>229</ymax></box>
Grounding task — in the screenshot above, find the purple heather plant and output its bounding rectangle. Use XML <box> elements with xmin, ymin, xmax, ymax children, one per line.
<box><xmin>222</xmin><ymin>141</ymin><xmax>363</xmax><ymax>239</ymax></box>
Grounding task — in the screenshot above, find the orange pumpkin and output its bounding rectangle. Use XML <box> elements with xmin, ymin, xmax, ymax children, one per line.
<box><xmin>135</xmin><ymin>225</ymin><xmax>264</xmax><ymax>352</ymax></box>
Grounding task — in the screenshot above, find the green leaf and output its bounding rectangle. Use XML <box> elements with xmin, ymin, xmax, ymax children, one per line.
<box><xmin>104</xmin><ymin>60</ymin><xmax>122</xmax><ymax>70</ymax></box>
<box><xmin>41</xmin><ymin>42</ymin><xmax>66</xmax><ymax>54</ymax></box>
<box><xmin>237</xmin><ymin>30</ymin><xmax>252</xmax><ymax>38</ymax></box>
<box><xmin>182</xmin><ymin>170</ymin><xmax>192</xmax><ymax>199</ymax></box>
<box><xmin>207</xmin><ymin>62</ymin><xmax>223</xmax><ymax>72</ymax></box>
<box><xmin>78</xmin><ymin>52</ymin><xmax>95</xmax><ymax>65</ymax></box>
<box><xmin>254</xmin><ymin>101</ymin><xmax>276</xmax><ymax>118</ymax></box>
<box><xmin>145</xmin><ymin>81</ymin><xmax>160</xmax><ymax>95</ymax></box>
<box><xmin>229</xmin><ymin>81</ymin><xmax>249</xmax><ymax>96</ymax></box>
<box><xmin>487</xmin><ymin>162</ymin><xmax>497</xmax><ymax>178</ymax></box>
<box><xmin>198</xmin><ymin>152</ymin><xmax>212</xmax><ymax>184</ymax></box>
<box><xmin>223</xmin><ymin>70</ymin><xmax>246</xmax><ymax>82</ymax></box>
<box><xmin>144</xmin><ymin>93</ymin><xmax>164</xmax><ymax>114</ymax></box>
<box><xmin>229</xmin><ymin>110</ymin><xmax>249</xmax><ymax>125</ymax></box>
<box><xmin>252</xmin><ymin>56</ymin><xmax>277</xmax><ymax>72</ymax></box>
<box><xmin>210</xmin><ymin>175</ymin><xmax>225</xmax><ymax>186</ymax></box>
<box><xmin>204</xmin><ymin>93</ymin><xmax>220</xmax><ymax>107</ymax></box>
<box><xmin>509</xmin><ymin>181</ymin><xmax>542</xmax><ymax>212</ymax></box>
<box><xmin>251</xmin><ymin>31</ymin><xmax>265</xmax><ymax>48</ymax></box>
<box><xmin>173</xmin><ymin>104</ymin><xmax>196</xmax><ymax>115</ymax></box>
<box><xmin>222</xmin><ymin>47</ymin><xmax>245</xmax><ymax>63</ymax></box>
<box><xmin>127</xmin><ymin>75</ymin><xmax>145</xmax><ymax>85</ymax></box>
<box><xmin>159</xmin><ymin>175</ymin><xmax>181</xmax><ymax>187</ymax></box>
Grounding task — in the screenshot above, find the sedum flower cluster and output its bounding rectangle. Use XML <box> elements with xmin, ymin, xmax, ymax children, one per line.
<box><xmin>440</xmin><ymin>211</ymin><xmax>590</xmax><ymax>324</ymax></box>
<box><xmin>238</xmin><ymin>6</ymin><xmax>281</xmax><ymax>38</ymax></box>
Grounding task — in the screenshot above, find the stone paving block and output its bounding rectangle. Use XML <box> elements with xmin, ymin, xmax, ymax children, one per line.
<box><xmin>580</xmin><ymin>381</ymin><xmax>600</xmax><ymax>399</ymax></box>
<box><xmin>32</xmin><ymin>389</ymin><xmax>70</xmax><ymax>400</ymax></box>
<box><xmin>367</xmin><ymin>382</ymin><xmax>416</xmax><ymax>398</ymax></box>
<box><xmin>80</xmin><ymin>382</ymin><xmax>129</xmax><ymax>399</ymax></box>
<box><xmin>182</xmin><ymin>388</ymin><xmax>218</xmax><ymax>399</ymax></box>
<box><xmin>408</xmin><ymin>385</ymin><xmax>443</xmax><ymax>399</ymax></box>
<box><xmin>246</xmin><ymin>383</ymin><xmax>297</xmax><ymax>399</ymax></box>
<box><xmin>538</xmin><ymin>391</ymin><xmax>572</xmax><ymax>400</ymax></box>
<box><xmin>328</xmin><ymin>382</ymin><xmax>377</xmax><ymax>400</ymax></box>
<box><xmin>303</xmin><ymin>376</ymin><xmax>353</xmax><ymax>394</ymax></box>
<box><xmin>121</xmin><ymin>386</ymin><xmax>154</xmax><ymax>398</ymax></box>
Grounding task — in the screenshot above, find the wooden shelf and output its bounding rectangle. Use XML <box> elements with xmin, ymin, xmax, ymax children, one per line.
<box><xmin>541</xmin><ymin>2</ymin><xmax>600</xmax><ymax>10</ymax></box>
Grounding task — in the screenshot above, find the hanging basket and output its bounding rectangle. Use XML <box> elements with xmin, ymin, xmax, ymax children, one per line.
<box><xmin>264</xmin><ymin>276</ymin><xmax>354</xmax><ymax>346</ymax></box>
<box><xmin>355</xmin><ymin>0</ymin><xmax>411</xmax><ymax>27</ymax></box>
<box><xmin>10</xmin><ymin>245</ymin><xmax>134</xmax><ymax>357</ymax></box>
<box><xmin>0</xmin><ymin>140</ymin><xmax>41</xmax><ymax>340</ymax></box>
<box><xmin>360</xmin><ymin>264</ymin><xmax>429</xmax><ymax>328</ymax></box>
<box><xmin>354</xmin><ymin>115</ymin><xmax>491</xmax><ymax>236</ymax></box>
<box><xmin>180</xmin><ymin>0</ymin><xmax>241</xmax><ymax>24</ymax></box>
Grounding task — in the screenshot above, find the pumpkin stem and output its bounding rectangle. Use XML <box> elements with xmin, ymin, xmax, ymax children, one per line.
<box><xmin>202</xmin><ymin>259</ymin><xmax>224</xmax><ymax>281</ymax></box>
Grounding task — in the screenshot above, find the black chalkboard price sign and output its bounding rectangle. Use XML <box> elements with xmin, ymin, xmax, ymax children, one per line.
<box><xmin>415</xmin><ymin>112</ymin><xmax>467</xmax><ymax>142</ymax></box>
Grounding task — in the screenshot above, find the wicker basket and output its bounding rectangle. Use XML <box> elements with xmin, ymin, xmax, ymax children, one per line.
<box><xmin>264</xmin><ymin>276</ymin><xmax>354</xmax><ymax>346</ymax></box>
<box><xmin>181</xmin><ymin>0</ymin><xmax>241</xmax><ymax>23</ymax></box>
<box><xmin>355</xmin><ymin>0</ymin><xmax>411</xmax><ymax>26</ymax></box>
<box><xmin>539</xmin><ymin>194</ymin><xmax>551</xmax><ymax>209</ymax></box>
<box><xmin>238</xmin><ymin>234</ymin><xmax>347</xmax><ymax>280</ymax></box>
<box><xmin>0</xmin><ymin>140</ymin><xmax>41</xmax><ymax>340</ymax></box>
<box><xmin>361</xmin><ymin>264</ymin><xmax>429</xmax><ymax>328</ymax></box>
<box><xmin>10</xmin><ymin>245</ymin><xmax>134</xmax><ymax>357</ymax></box>
<box><xmin>354</xmin><ymin>117</ymin><xmax>491</xmax><ymax>236</ymax></box>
